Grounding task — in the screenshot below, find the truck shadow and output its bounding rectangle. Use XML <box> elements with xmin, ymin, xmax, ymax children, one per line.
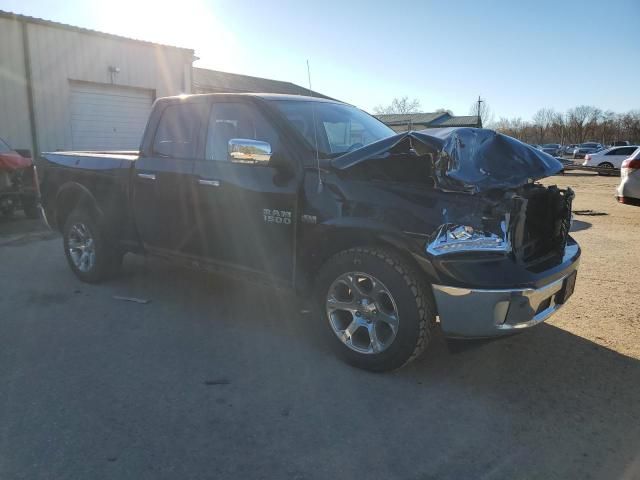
<box><xmin>570</xmin><ymin>219</ymin><xmax>591</xmax><ymax>232</ymax></box>
<box><xmin>116</xmin><ymin>255</ymin><xmax>640</xmax><ymax>478</ymax></box>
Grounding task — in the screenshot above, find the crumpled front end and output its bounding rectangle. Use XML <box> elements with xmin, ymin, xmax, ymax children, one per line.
<box><xmin>330</xmin><ymin>127</ymin><xmax>578</xmax><ymax>338</ymax></box>
<box><xmin>425</xmin><ymin>183</ymin><xmax>579</xmax><ymax>338</ymax></box>
<box><xmin>332</xmin><ymin>127</ymin><xmax>563</xmax><ymax>193</ymax></box>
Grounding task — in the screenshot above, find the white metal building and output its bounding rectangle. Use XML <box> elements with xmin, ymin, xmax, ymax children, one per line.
<box><xmin>0</xmin><ymin>11</ymin><xmax>194</xmax><ymax>157</ymax></box>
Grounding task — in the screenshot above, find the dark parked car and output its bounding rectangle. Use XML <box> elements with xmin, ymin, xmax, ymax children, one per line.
<box><xmin>38</xmin><ymin>94</ymin><xmax>580</xmax><ymax>371</ymax></box>
<box><xmin>573</xmin><ymin>142</ymin><xmax>603</xmax><ymax>159</ymax></box>
<box><xmin>541</xmin><ymin>144</ymin><xmax>562</xmax><ymax>156</ymax></box>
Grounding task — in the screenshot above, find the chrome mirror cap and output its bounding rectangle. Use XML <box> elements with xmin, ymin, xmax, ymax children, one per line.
<box><xmin>228</xmin><ymin>138</ymin><xmax>272</xmax><ymax>163</ymax></box>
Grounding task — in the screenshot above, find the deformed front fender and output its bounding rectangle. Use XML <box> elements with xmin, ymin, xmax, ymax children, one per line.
<box><xmin>296</xmin><ymin>216</ymin><xmax>441</xmax><ymax>293</ymax></box>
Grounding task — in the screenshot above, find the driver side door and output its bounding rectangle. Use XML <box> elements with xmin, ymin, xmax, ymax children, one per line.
<box><xmin>191</xmin><ymin>99</ymin><xmax>299</xmax><ymax>284</ymax></box>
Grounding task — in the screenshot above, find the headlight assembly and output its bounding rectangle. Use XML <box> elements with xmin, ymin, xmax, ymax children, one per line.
<box><xmin>427</xmin><ymin>222</ymin><xmax>511</xmax><ymax>255</ymax></box>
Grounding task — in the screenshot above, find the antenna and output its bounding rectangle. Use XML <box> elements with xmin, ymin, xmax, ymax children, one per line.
<box><xmin>307</xmin><ymin>59</ymin><xmax>323</xmax><ymax>193</ymax></box>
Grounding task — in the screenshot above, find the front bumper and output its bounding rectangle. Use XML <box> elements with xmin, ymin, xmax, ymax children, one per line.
<box><xmin>432</xmin><ymin>244</ymin><xmax>580</xmax><ymax>338</ymax></box>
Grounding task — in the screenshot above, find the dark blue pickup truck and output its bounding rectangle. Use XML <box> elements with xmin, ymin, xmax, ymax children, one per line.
<box><xmin>38</xmin><ymin>93</ymin><xmax>580</xmax><ymax>371</ymax></box>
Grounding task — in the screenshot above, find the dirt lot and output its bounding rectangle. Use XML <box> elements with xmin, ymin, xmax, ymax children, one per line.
<box><xmin>541</xmin><ymin>173</ymin><xmax>640</xmax><ymax>359</ymax></box>
<box><xmin>1</xmin><ymin>172</ymin><xmax>638</xmax><ymax>479</ymax></box>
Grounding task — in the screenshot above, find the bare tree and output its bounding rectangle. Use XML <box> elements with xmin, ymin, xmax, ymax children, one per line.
<box><xmin>374</xmin><ymin>96</ymin><xmax>421</xmax><ymax>115</ymax></box>
<box><xmin>532</xmin><ymin>108</ymin><xmax>557</xmax><ymax>144</ymax></box>
<box><xmin>469</xmin><ymin>98</ymin><xmax>493</xmax><ymax>127</ymax></box>
<box><xmin>565</xmin><ymin>105</ymin><xmax>601</xmax><ymax>143</ymax></box>
<box><xmin>494</xmin><ymin>107</ymin><xmax>640</xmax><ymax>145</ymax></box>
<box><xmin>549</xmin><ymin>112</ymin><xmax>566</xmax><ymax>145</ymax></box>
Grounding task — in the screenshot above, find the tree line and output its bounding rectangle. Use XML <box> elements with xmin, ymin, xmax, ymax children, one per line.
<box><xmin>492</xmin><ymin>106</ymin><xmax>640</xmax><ymax>145</ymax></box>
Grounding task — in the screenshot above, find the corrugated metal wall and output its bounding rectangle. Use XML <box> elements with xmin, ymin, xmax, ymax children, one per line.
<box><xmin>0</xmin><ymin>18</ymin><xmax>32</xmax><ymax>152</ymax></box>
<box><xmin>0</xmin><ymin>16</ymin><xmax>193</xmax><ymax>154</ymax></box>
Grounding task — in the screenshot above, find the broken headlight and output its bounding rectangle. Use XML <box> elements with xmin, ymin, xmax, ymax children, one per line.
<box><xmin>426</xmin><ymin>222</ymin><xmax>511</xmax><ymax>255</ymax></box>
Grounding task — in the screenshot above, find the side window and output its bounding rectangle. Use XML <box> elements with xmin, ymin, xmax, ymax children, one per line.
<box><xmin>153</xmin><ymin>103</ymin><xmax>206</xmax><ymax>159</ymax></box>
<box><xmin>606</xmin><ymin>148</ymin><xmax>620</xmax><ymax>156</ymax></box>
<box><xmin>205</xmin><ymin>102</ymin><xmax>279</xmax><ymax>162</ymax></box>
<box><xmin>619</xmin><ymin>147</ymin><xmax>636</xmax><ymax>156</ymax></box>
<box><xmin>322</xmin><ymin>119</ymin><xmax>374</xmax><ymax>153</ymax></box>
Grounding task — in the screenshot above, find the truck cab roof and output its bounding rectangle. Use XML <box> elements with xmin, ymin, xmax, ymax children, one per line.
<box><xmin>160</xmin><ymin>92</ymin><xmax>342</xmax><ymax>105</ymax></box>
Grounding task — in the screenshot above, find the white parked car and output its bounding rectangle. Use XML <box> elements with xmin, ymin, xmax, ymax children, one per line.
<box><xmin>583</xmin><ymin>145</ymin><xmax>639</xmax><ymax>172</ymax></box>
<box><xmin>617</xmin><ymin>149</ymin><xmax>640</xmax><ymax>206</ymax></box>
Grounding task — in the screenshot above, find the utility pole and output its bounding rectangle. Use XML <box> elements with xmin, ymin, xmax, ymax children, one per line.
<box><xmin>476</xmin><ymin>95</ymin><xmax>483</xmax><ymax>127</ymax></box>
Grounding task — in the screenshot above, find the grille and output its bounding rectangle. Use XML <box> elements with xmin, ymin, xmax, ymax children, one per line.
<box><xmin>517</xmin><ymin>186</ymin><xmax>573</xmax><ymax>264</ymax></box>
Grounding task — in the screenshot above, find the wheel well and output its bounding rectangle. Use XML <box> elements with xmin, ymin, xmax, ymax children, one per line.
<box><xmin>55</xmin><ymin>184</ymin><xmax>100</xmax><ymax>232</ymax></box>
<box><xmin>296</xmin><ymin>228</ymin><xmax>426</xmax><ymax>294</ymax></box>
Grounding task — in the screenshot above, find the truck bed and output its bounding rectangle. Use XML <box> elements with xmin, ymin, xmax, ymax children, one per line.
<box><xmin>39</xmin><ymin>150</ymin><xmax>138</xmax><ymax>236</ymax></box>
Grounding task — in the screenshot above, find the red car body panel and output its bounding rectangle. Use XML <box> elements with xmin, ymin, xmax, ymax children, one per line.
<box><xmin>0</xmin><ymin>151</ymin><xmax>32</xmax><ymax>171</ymax></box>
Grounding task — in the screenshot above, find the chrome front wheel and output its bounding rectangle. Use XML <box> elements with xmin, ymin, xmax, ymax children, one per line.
<box><xmin>326</xmin><ymin>272</ymin><xmax>400</xmax><ymax>354</ymax></box>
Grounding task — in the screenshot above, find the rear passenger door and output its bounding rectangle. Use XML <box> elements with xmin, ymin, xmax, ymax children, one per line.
<box><xmin>191</xmin><ymin>99</ymin><xmax>298</xmax><ymax>283</ymax></box>
<box><xmin>133</xmin><ymin>101</ymin><xmax>208</xmax><ymax>255</ymax></box>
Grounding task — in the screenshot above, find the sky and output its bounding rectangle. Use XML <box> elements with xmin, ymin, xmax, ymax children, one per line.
<box><xmin>3</xmin><ymin>0</ymin><xmax>639</xmax><ymax>121</ymax></box>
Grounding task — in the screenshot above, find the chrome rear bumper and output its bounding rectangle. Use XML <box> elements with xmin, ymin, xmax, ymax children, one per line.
<box><xmin>433</xmin><ymin>263</ymin><xmax>578</xmax><ymax>338</ymax></box>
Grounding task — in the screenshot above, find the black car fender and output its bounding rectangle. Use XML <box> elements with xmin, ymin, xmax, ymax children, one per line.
<box><xmin>296</xmin><ymin>217</ymin><xmax>441</xmax><ymax>293</ymax></box>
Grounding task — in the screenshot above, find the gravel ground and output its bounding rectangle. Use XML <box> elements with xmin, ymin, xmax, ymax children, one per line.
<box><xmin>541</xmin><ymin>172</ymin><xmax>640</xmax><ymax>359</ymax></box>
<box><xmin>0</xmin><ymin>172</ymin><xmax>638</xmax><ymax>480</ymax></box>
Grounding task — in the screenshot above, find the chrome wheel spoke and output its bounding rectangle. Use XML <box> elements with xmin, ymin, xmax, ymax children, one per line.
<box><xmin>327</xmin><ymin>295</ymin><xmax>357</xmax><ymax>312</ymax></box>
<box><xmin>376</xmin><ymin>310</ymin><xmax>399</xmax><ymax>332</ymax></box>
<box><xmin>344</xmin><ymin>274</ymin><xmax>367</xmax><ymax>300</ymax></box>
<box><xmin>344</xmin><ymin>318</ymin><xmax>360</xmax><ymax>338</ymax></box>
<box><xmin>368</xmin><ymin>325</ymin><xmax>384</xmax><ymax>353</ymax></box>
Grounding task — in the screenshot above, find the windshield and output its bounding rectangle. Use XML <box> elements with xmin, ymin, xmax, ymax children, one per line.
<box><xmin>271</xmin><ymin>100</ymin><xmax>395</xmax><ymax>158</ymax></box>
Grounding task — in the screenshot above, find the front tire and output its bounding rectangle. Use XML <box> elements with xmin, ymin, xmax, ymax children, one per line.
<box><xmin>63</xmin><ymin>209</ymin><xmax>122</xmax><ymax>283</ymax></box>
<box><xmin>315</xmin><ymin>247</ymin><xmax>435</xmax><ymax>372</ymax></box>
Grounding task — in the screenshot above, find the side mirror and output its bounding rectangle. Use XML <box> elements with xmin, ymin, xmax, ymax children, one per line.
<box><xmin>228</xmin><ymin>138</ymin><xmax>271</xmax><ymax>164</ymax></box>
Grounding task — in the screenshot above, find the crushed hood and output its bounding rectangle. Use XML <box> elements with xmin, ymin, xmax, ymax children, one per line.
<box><xmin>331</xmin><ymin>127</ymin><xmax>563</xmax><ymax>193</ymax></box>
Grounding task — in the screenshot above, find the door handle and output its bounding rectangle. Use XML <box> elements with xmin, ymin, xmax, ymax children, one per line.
<box><xmin>197</xmin><ymin>179</ymin><xmax>221</xmax><ymax>187</ymax></box>
<box><xmin>137</xmin><ymin>173</ymin><xmax>156</xmax><ymax>180</ymax></box>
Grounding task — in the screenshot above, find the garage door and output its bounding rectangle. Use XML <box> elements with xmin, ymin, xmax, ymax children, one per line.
<box><xmin>69</xmin><ymin>82</ymin><xmax>153</xmax><ymax>151</ymax></box>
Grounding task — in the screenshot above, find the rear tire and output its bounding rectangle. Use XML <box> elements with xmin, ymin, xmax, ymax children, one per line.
<box><xmin>315</xmin><ymin>246</ymin><xmax>435</xmax><ymax>372</ymax></box>
<box><xmin>22</xmin><ymin>196</ymin><xmax>40</xmax><ymax>219</ymax></box>
<box><xmin>63</xmin><ymin>209</ymin><xmax>122</xmax><ymax>283</ymax></box>
<box><xmin>0</xmin><ymin>201</ymin><xmax>16</xmax><ymax>219</ymax></box>
<box><xmin>597</xmin><ymin>162</ymin><xmax>614</xmax><ymax>176</ymax></box>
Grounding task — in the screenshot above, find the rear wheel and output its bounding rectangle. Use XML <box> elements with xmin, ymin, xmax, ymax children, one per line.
<box><xmin>316</xmin><ymin>247</ymin><xmax>435</xmax><ymax>372</ymax></box>
<box><xmin>21</xmin><ymin>195</ymin><xmax>40</xmax><ymax>219</ymax></box>
<box><xmin>63</xmin><ymin>209</ymin><xmax>122</xmax><ymax>283</ymax></box>
<box><xmin>597</xmin><ymin>162</ymin><xmax>614</xmax><ymax>176</ymax></box>
<box><xmin>0</xmin><ymin>199</ymin><xmax>16</xmax><ymax>218</ymax></box>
